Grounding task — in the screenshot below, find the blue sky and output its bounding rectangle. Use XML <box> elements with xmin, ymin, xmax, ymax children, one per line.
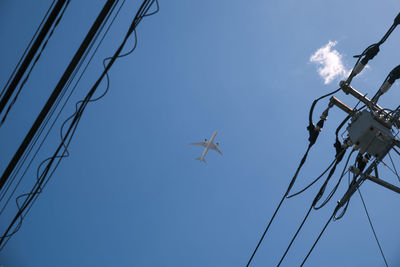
<box><xmin>0</xmin><ymin>0</ymin><xmax>400</xmax><ymax>266</ymax></box>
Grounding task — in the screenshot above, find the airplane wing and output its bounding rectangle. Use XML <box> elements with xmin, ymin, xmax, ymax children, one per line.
<box><xmin>189</xmin><ymin>141</ymin><xmax>207</xmax><ymax>147</ymax></box>
<box><xmin>210</xmin><ymin>143</ymin><xmax>223</xmax><ymax>155</ymax></box>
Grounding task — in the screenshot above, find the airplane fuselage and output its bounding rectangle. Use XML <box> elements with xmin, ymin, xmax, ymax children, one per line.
<box><xmin>200</xmin><ymin>131</ymin><xmax>218</xmax><ymax>161</ymax></box>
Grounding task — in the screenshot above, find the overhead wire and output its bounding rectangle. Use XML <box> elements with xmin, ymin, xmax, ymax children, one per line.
<box><xmin>301</xmin><ymin>171</ymin><xmax>364</xmax><ymax>266</ymax></box>
<box><xmin>0</xmin><ymin>0</ymin><xmax>123</xmax><ymax>240</ymax></box>
<box><xmin>313</xmin><ymin>151</ymin><xmax>353</xmax><ymax>210</ymax></box>
<box><xmin>357</xmin><ymin>187</ymin><xmax>388</xmax><ymax>267</ymax></box>
<box><xmin>257</xmin><ymin>32</ymin><xmax>387</xmax><ymax>265</ymax></box>
<box><xmin>276</xmin><ymin>149</ymin><xmax>353</xmax><ymax>266</ymax></box>
<box><xmin>331</xmin><ymin>134</ymin><xmax>379</xmax><ymax>220</ymax></box>
<box><xmin>246</xmin><ymin>87</ymin><xmax>341</xmax><ymax>266</ymax></box>
<box><xmin>300</xmin><ymin>211</ymin><xmax>336</xmax><ymax>267</ymax></box>
<box><xmin>0</xmin><ymin>0</ymin><xmax>75</xmax><ymax>206</ymax></box>
<box><xmin>277</xmin><ymin>205</ymin><xmax>312</xmax><ymax>266</ymax></box>
<box><xmin>347</xmin><ymin>12</ymin><xmax>400</xmax><ymax>85</ymax></box>
<box><xmin>0</xmin><ymin>0</ymin><xmax>56</xmax><ymax>100</ymax></box>
<box><xmin>0</xmin><ymin>0</ymin><xmax>120</xmax><ymax>240</ymax></box>
<box><xmin>0</xmin><ymin>0</ymin><xmax>70</xmax><ymax>125</ymax></box>
<box><xmin>301</xmin><ymin>150</ymin><xmax>391</xmax><ymax>266</ymax></box>
<box><xmin>275</xmin><ymin>92</ymin><xmax>378</xmax><ymax>266</ymax></box>
<box><xmin>0</xmin><ymin>0</ymin><xmax>159</xmax><ymax>249</ymax></box>
<box><xmin>388</xmin><ymin>152</ymin><xmax>400</xmax><ymax>183</ymax></box>
<box><xmin>286</xmin><ymin>158</ymin><xmax>337</xmax><ymax>199</ymax></box>
<box><xmin>0</xmin><ymin>0</ymin><xmax>120</xmax><ymax>215</ymax></box>
<box><xmin>0</xmin><ymin>0</ymin><xmax>71</xmax><ymax>126</ymax></box>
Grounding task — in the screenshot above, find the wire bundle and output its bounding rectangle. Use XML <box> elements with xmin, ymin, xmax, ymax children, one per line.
<box><xmin>0</xmin><ymin>0</ymin><xmax>159</xmax><ymax>250</ymax></box>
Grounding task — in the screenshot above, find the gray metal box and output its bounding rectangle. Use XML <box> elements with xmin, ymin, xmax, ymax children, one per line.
<box><xmin>347</xmin><ymin>110</ymin><xmax>394</xmax><ymax>157</ymax></box>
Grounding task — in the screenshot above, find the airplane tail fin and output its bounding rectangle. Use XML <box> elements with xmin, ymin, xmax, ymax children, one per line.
<box><xmin>195</xmin><ymin>157</ymin><xmax>206</xmax><ymax>163</ymax></box>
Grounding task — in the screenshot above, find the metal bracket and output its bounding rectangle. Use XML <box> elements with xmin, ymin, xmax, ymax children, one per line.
<box><xmin>349</xmin><ymin>165</ymin><xmax>400</xmax><ymax>194</ymax></box>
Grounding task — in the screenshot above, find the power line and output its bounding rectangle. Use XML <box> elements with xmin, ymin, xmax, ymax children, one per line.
<box><xmin>287</xmin><ymin>158</ymin><xmax>337</xmax><ymax>199</ymax></box>
<box><xmin>0</xmin><ymin>0</ymin><xmax>56</xmax><ymax>100</ymax></box>
<box><xmin>357</xmin><ymin>188</ymin><xmax>388</xmax><ymax>267</ymax></box>
<box><xmin>276</xmin><ymin>149</ymin><xmax>353</xmax><ymax>266</ymax></box>
<box><xmin>0</xmin><ymin>0</ymin><xmax>123</xmax><ymax>219</ymax></box>
<box><xmin>0</xmin><ymin>0</ymin><xmax>118</xmax><ymax>246</ymax></box>
<box><xmin>0</xmin><ymin>0</ymin><xmax>69</xmax><ymax>123</ymax></box>
<box><xmin>0</xmin><ymin>0</ymin><xmax>119</xmax><ymax>209</ymax></box>
<box><xmin>277</xmin><ymin>205</ymin><xmax>312</xmax><ymax>266</ymax></box>
<box><xmin>246</xmin><ymin>87</ymin><xmax>341</xmax><ymax>266</ymax></box>
<box><xmin>0</xmin><ymin>0</ymin><xmax>117</xmax><ymax>194</ymax></box>
<box><xmin>0</xmin><ymin>0</ymin><xmax>71</xmax><ymax>125</ymax></box>
<box><xmin>388</xmin><ymin>152</ymin><xmax>400</xmax><ymax>183</ymax></box>
<box><xmin>300</xmin><ymin>211</ymin><xmax>335</xmax><ymax>267</ymax></box>
<box><xmin>0</xmin><ymin>0</ymin><xmax>159</xmax><ymax>249</ymax></box>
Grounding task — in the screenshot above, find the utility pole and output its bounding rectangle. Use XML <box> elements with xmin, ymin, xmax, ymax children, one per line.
<box><xmin>317</xmin><ymin>12</ymin><xmax>400</xmax><ymax>207</ymax></box>
<box><xmin>329</xmin><ymin>80</ymin><xmax>400</xmax><ymax>208</ymax></box>
<box><xmin>247</xmin><ymin>12</ymin><xmax>400</xmax><ymax>267</ymax></box>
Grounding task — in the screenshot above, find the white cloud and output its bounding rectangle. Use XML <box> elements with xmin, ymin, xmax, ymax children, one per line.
<box><xmin>310</xmin><ymin>41</ymin><xmax>350</xmax><ymax>84</ymax></box>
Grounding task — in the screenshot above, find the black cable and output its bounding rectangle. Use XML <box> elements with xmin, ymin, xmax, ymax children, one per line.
<box><xmin>333</xmin><ymin>196</ymin><xmax>350</xmax><ymax>221</ymax></box>
<box><xmin>0</xmin><ymin>0</ymin><xmax>120</xmax><ymax>235</ymax></box>
<box><xmin>332</xmin><ymin>170</ymin><xmax>357</xmax><ymax>222</ymax></box>
<box><xmin>335</xmin><ymin>115</ymin><xmax>351</xmax><ymax>138</ymax></box>
<box><xmin>287</xmin><ymin>158</ymin><xmax>337</xmax><ymax>198</ymax></box>
<box><xmin>246</xmin><ymin>144</ymin><xmax>313</xmax><ymax>267</ymax></box>
<box><xmin>346</xmin><ymin>13</ymin><xmax>400</xmax><ymax>85</ymax></box>
<box><xmin>0</xmin><ymin>0</ymin><xmax>120</xmax><ymax>214</ymax></box>
<box><xmin>300</xmin><ymin>210</ymin><xmax>336</xmax><ymax>267</ymax></box>
<box><xmin>0</xmin><ymin>0</ymin><xmax>69</xmax><ymax>124</ymax></box>
<box><xmin>313</xmin><ymin>149</ymin><xmax>353</xmax><ymax>210</ymax></box>
<box><xmin>0</xmin><ymin>0</ymin><xmax>116</xmax><ymax>200</ymax></box>
<box><xmin>0</xmin><ymin>0</ymin><xmax>71</xmax><ymax>126</ymax></box>
<box><xmin>0</xmin><ymin>0</ymin><xmax>123</xmax><ymax>234</ymax></box>
<box><xmin>379</xmin><ymin>12</ymin><xmax>400</xmax><ymax>45</ymax></box>
<box><xmin>281</xmin><ymin>13</ymin><xmax>400</xmax><ymax>266</ymax></box>
<box><xmin>247</xmin><ymin>87</ymin><xmax>340</xmax><ymax>266</ymax></box>
<box><xmin>393</xmin><ymin>147</ymin><xmax>400</xmax><ymax>157</ymax></box>
<box><xmin>0</xmin><ymin>0</ymin><xmax>56</xmax><ymax>99</ymax></box>
<box><xmin>357</xmin><ymin>188</ymin><xmax>388</xmax><ymax>267</ymax></box>
<box><xmin>276</xmin><ymin>149</ymin><xmax>349</xmax><ymax>265</ymax></box>
<box><xmin>287</xmin><ymin>139</ymin><xmax>348</xmax><ymax>199</ymax></box>
<box><xmin>308</xmin><ymin>88</ymin><xmax>340</xmax><ymax>127</ymax></box>
<box><xmin>300</xmin><ymin>155</ymin><xmax>385</xmax><ymax>265</ymax></box>
<box><xmin>388</xmin><ymin>152</ymin><xmax>400</xmax><ymax>183</ymax></box>
<box><xmin>246</xmin><ymin>194</ymin><xmax>285</xmax><ymax>267</ymax></box>
<box><xmin>277</xmin><ymin>205</ymin><xmax>313</xmax><ymax>266</ymax></box>
<box><xmin>0</xmin><ymin>0</ymin><xmax>159</xmax><ymax>247</ymax></box>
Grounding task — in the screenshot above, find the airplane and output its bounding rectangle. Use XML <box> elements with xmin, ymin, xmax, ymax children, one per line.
<box><xmin>190</xmin><ymin>130</ymin><xmax>222</xmax><ymax>163</ymax></box>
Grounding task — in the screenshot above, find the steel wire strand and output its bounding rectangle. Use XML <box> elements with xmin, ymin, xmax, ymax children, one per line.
<box><xmin>276</xmin><ymin>151</ymin><xmax>351</xmax><ymax>265</ymax></box>
<box><xmin>300</xmin><ymin>211</ymin><xmax>336</xmax><ymax>267</ymax></box>
<box><xmin>0</xmin><ymin>0</ymin><xmax>159</xmax><ymax>247</ymax></box>
<box><xmin>1</xmin><ymin>0</ymin><xmax>71</xmax><ymax>125</ymax></box>
<box><xmin>0</xmin><ymin>0</ymin><xmax>120</xmax><ymax>215</ymax></box>
<box><xmin>0</xmin><ymin>0</ymin><xmax>121</xmax><ymax>239</ymax></box>
<box><xmin>277</xmin><ymin>205</ymin><xmax>313</xmax><ymax>266</ymax></box>
<box><xmin>357</xmin><ymin>188</ymin><xmax>388</xmax><ymax>267</ymax></box>
<box><xmin>247</xmin><ymin>87</ymin><xmax>344</xmax><ymax>266</ymax></box>
<box><xmin>246</xmin><ymin>144</ymin><xmax>312</xmax><ymax>267</ymax></box>
<box><xmin>0</xmin><ymin>0</ymin><xmax>56</xmax><ymax>99</ymax></box>
<box><xmin>313</xmin><ymin>150</ymin><xmax>354</xmax><ymax>210</ymax></box>
<box><xmin>0</xmin><ymin>0</ymin><xmax>76</xmax><ymax>206</ymax></box>
<box><xmin>388</xmin><ymin>152</ymin><xmax>400</xmax><ymax>183</ymax></box>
